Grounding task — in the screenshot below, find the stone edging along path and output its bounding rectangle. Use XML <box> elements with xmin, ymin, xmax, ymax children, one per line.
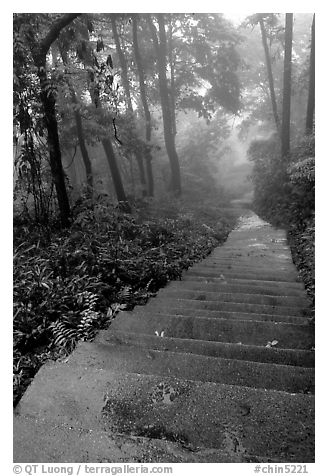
<box><xmin>14</xmin><ymin>211</ymin><xmax>314</xmax><ymax>463</ymax></box>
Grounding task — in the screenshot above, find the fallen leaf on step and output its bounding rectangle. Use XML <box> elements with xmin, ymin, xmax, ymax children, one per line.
<box><xmin>155</xmin><ymin>330</ymin><xmax>165</xmax><ymax>337</ymax></box>
<box><xmin>265</xmin><ymin>340</ymin><xmax>278</xmax><ymax>348</ymax></box>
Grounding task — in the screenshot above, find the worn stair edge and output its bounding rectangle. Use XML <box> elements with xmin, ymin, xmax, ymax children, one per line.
<box><xmin>201</xmin><ymin>255</ymin><xmax>293</xmax><ymax>262</ymax></box>
<box><xmin>133</xmin><ymin>306</ymin><xmax>309</xmax><ymax>325</ymax></box>
<box><xmin>156</xmin><ymin>288</ymin><xmax>309</xmax><ymax>308</ymax></box>
<box><xmin>190</xmin><ymin>265</ymin><xmax>298</xmax><ymax>277</ymax></box>
<box><xmin>191</xmin><ymin>262</ymin><xmax>298</xmax><ymax>273</ymax></box>
<box><xmin>109</xmin><ymin>312</ymin><xmax>314</xmax><ymax>349</ymax></box>
<box><xmin>211</xmin><ymin>245</ymin><xmax>291</xmax><ymax>251</ymax></box>
<box><xmin>67</xmin><ymin>341</ymin><xmax>315</xmax><ymax>394</ymax></box>
<box><xmin>211</xmin><ymin>246</ymin><xmax>290</xmax><ymax>253</ymax></box>
<box><xmin>200</xmin><ymin>261</ymin><xmax>294</xmax><ymax>268</ymax></box>
<box><xmin>181</xmin><ymin>275</ymin><xmax>305</xmax><ymax>290</ymax></box>
<box><xmin>143</xmin><ymin>297</ymin><xmax>310</xmax><ymax>317</ymax></box>
<box><xmin>13</xmin><ymin>415</ymin><xmax>280</xmax><ymax>463</ymax></box>
<box><xmin>15</xmin><ymin>364</ymin><xmax>315</xmax><ymax>462</ymax></box>
<box><xmin>96</xmin><ymin>330</ymin><xmax>315</xmax><ymax>368</ymax></box>
<box><xmin>166</xmin><ymin>280</ymin><xmax>308</xmax><ymax>298</ymax></box>
<box><xmin>185</xmin><ymin>268</ymin><xmax>302</xmax><ymax>283</ymax></box>
<box><xmin>208</xmin><ymin>257</ymin><xmax>294</xmax><ymax>264</ymax></box>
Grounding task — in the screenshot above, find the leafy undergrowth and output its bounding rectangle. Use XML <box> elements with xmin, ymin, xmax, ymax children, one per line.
<box><xmin>13</xmin><ymin>195</ymin><xmax>237</xmax><ymax>406</ymax></box>
<box><xmin>248</xmin><ymin>134</ymin><xmax>314</xmax><ymax>313</ymax></box>
<box><xmin>288</xmin><ymin>217</ymin><xmax>315</xmax><ymax>310</ymax></box>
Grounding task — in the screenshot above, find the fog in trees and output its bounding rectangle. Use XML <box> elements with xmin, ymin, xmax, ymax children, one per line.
<box><xmin>13</xmin><ymin>13</ymin><xmax>314</xmax><ymax>409</ymax></box>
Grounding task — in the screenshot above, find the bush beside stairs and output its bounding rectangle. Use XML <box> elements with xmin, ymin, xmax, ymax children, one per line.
<box><xmin>14</xmin><ymin>212</ymin><xmax>315</xmax><ymax>463</ymax></box>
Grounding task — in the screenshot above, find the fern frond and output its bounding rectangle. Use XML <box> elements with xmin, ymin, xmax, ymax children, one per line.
<box><xmin>50</xmin><ymin>320</ymin><xmax>77</xmax><ymax>352</ymax></box>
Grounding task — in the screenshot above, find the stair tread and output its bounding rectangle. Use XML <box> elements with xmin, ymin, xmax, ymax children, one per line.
<box><xmin>66</xmin><ymin>341</ymin><xmax>314</xmax><ymax>394</ymax></box>
<box><xmin>157</xmin><ymin>287</ymin><xmax>310</xmax><ymax>307</ymax></box>
<box><xmin>181</xmin><ymin>275</ymin><xmax>305</xmax><ymax>289</ymax></box>
<box><xmin>110</xmin><ymin>311</ymin><xmax>314</xmax><ymax>349</ymax></box>
<box><xmin>167</xmin><ymin>280</ymin><xmax>307</xmax><ymax>297</ymax></box>
<box><xmin>133</xmin><ymin>306</ymin><xmax>309</xmax><ymax>324</ymax></box>
<box><xmin>15</xmin><ymin>364</ymin><xmax>314</xmax><ymax>462</ymax></box>
<box><xmin>96</xmin><ymin>329</ymin><xmax>315</xmax><ymax>367</ymax></box>
<box><xmin>142</xmin><ymin>297</ymin><xmax>310</xmax><ymax>317</ymax></box>
<box><xmin>14</xmin><ymin>414</ymin><xmax>280</xmax><ymax>463</ymax></box>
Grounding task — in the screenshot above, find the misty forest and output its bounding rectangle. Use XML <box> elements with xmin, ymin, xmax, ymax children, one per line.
<box><xmin>13</xmin><ymin>12</ymin><xmax>314</xmax><ymax>409</ymax></box>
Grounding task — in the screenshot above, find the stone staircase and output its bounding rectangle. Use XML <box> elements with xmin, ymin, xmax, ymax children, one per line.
<box><xmin>13</xmin><ymin>212</ymin><xmax>315</xmax><ymax>463</ymax></box>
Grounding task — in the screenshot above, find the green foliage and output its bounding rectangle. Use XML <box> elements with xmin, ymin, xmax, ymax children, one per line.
<box><xmin>248</xmin><ymin>134</ymin><xmax>314</xmax><ymax>226</ymax></box>
<box><xmin>13</xmin><ymin>196</ymin><xmax>236</xmax><ymax>405</ymax></box>
<box><xmin>289</xmin><ymin>220</ymin><xmax>314</xmax><ymax>306</ymax></box>
<box><xmin>247</xmin><ymin>136</ymin><xmax>291</xmax><ymax>225</ymax></box>
<box><xmin>173</xmin><ymin>13</ymin><xmax>242</xmax><ymax>118</ymax></box>
<box><xmin>248</xmin><ymin>133</ymin><xmax>315</xmax><ymax>306</ymax></box>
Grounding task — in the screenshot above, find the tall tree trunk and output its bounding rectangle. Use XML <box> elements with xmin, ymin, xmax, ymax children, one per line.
<box><xmin>259</xmin><ymin>16</ymin><xmax>280</xmax><ymax>133</ymax></box>
<box><xmin>110</xmin><ymin>14</ymin><xmax>133</xmax><ymax>111</ymax></box>
<box><xmin>168</xmin><ymin>15</ymin><xmax>177</xmax><ymax>137</ymax></box>
<box><xmin>281</xmin><ymin>13</ymin><xmax>293</xmax><ymax>158</ymax></box>
<box><xmin>110</xmin><ymin>14</ymin><xmax>147</xmax><ymax>196</ymax></box>
<box><xmin>305</xmin><ymin>14</ymin><xmax>315</xmax><ymax>135</ymax></box>
<box><xmin>147</xmin><ymin>14</ymin><xmax>181</xmax><ymax>196</ymax></box>
<box><xmin>59</xmin><ymin>48</ymin><xmax>93</xmax><ymax>193</ymax></box>
<box><xmin>36</xmin><ymin>63</ymin><xmax>71</xmax><ymax>227</ymax></box>
<box><xmin>102</xmin><ymin>137</ymin><xmax>131</xmax><ymax>212</ymax></box>
<box><xmin>132</xmin><ymin>15</ymin><xmax>154</xmax><ymax>196</ymax></box>
<box><xmin>88</xmin><ymin>79</ymin><xmax>130</xmax><ymax>212</ymax></box>
<box><xmin>73</xmin><ymin>102</ymin><xmax>93</xmax><ymax>192</ymax></box>
<box><xmin>30</xmin><ymin>14</ymin><xmax>80</xmax><ymax>226</ymax></box>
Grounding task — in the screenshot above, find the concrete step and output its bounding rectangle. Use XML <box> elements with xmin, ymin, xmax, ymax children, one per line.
<box><xmin>15</xmin><ymin>363</ymin><xmax>314</xmax><ymax>462</ymax></box>
<box><xmin>185</xmin><ymin>267</ymin><xmax>301</xmax><ymax>283</ymax></box>
<box><xmin>196</xmin><ymin>263</ymin><xmax>297</xmax><ymax>274</ymax></box>
<box><xmin>181</xmin><ymin>275</ymin><xmax>305</xmax><ymax>290</ymax></box>
<box><xmin>212</xmin><ymin>243</ymin><xmax>290</xmax><ymax>250</ymax></box>
<box><xmin>143</xmin><ymin>297</ymin><xmax>310</xmax><ymax>317</ymax></box>
<box><xmin>134</xmin><ymin>306</ymin><xmax>309</xmax><ymax>324</ymax></box>
<box><xmin>204</xmin><ymin>251</ymin><xmax>291</xmax><ymax>259</ymax></box>
<box><xmin>193</xmin><ymin>261</ymin><xmax>297</xmax><ymax>274</ymax></box>
<box><xmin>157</xmin><ymin>287</ymin><xmax>309</xmax><ymax>308</ymax></box>
<box><xmin>14</xmin><ymin>414</ymin><xmax>267</xmax><ymax>463</ymax></box>
<box><xmin>211</xmin><ymin>250</ymin><xmax>292</xmax><ymax>258</ymax></box>
<box><xmin>167</xmin><ymin>280</ymin><xmax>307</xmax><ymax>298</ymax></box>
<box><xmin>110</xmin><ymin>311</ymin><xmax>314</xmax><ymax>349</ymax></box>
<box><xmin>211</xmin><ymin>253</ymin><xmax>292</xmax><ymax>263</ymax></box>
<box><xmin>67</xmin><ymin>341</ymin><xmax>314</xmax><ymax>394</ymax></box>
<box><xmin>195</xmin><ymin>255</ymin><xmax>295</xmax><ymax>265</ymax></box>
<box><xmin>97</xmin><ymin>330</ymin><xmax>315</xmax><ymax>367</ymax></box>
<box><xmin>203</xmin><ymin>254</ymin><xmax>291</xmax><ymax>262</ymax></box>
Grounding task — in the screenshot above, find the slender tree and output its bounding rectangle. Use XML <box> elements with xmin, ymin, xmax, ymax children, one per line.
<box><xmin>281</xmin><ymin>13</ymin><xmax>293</xmax><ymax>158</ymax></box>
<box><xmin>30</xmin><ymin>13</ymin><xmax>81</xmax><ymax>226</ymax></box>
<box><xmin>132</xmin><ymin>15</ymin><xmax>154</xmax><ymax>196</ymax></box>
<box><xmin>167</xmin><ymin>15</ymin><xmax>177</xmax><ymax>136</ymax></box>
<box><xmin>59</xmin><ymin>46</ymin><xmax>93</xmax><ymax>193</ymax></box>
<box><xmin>258</xmin><ymin>15</ymin><xmax>280</xmax><ymax>132</ymax></box>
<box><xmin>147</xmin><ymin>14</ymin><xmax>181</xmax><ymax>195</ymax></box>
<box><xmin>110</xmin><ymin>14</ymin><xmax>147</xmax><ymax>196</ymax></box>
<box><xmin>102</xmin><ymin>135</ymin><xmax>131</xmax><ymax>212</ymax></box>
<box><xmin>305</xmin><ymin>14</ymin><xmax>315</xmax><ymax>135</ymax></box>
<box><xmin>88</xmin><ymin>76</ymin><xmax>131</xmax><ymax>213</ymax></box>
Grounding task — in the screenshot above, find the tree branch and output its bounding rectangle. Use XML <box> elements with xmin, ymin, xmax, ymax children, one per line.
<box><xmin>39</xmin><ymin>13</ymin><xmax>81</xmax><ymax>57</ymax></box>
